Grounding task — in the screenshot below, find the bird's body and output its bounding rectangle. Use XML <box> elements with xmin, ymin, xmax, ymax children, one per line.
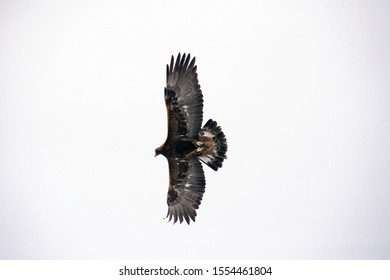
<box><xmin>155</xmin><ymin>53</ymin><xmax>227</xmax><ymax>224</ymax></box>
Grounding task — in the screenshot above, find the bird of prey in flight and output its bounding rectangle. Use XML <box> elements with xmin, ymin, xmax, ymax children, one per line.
<box><xmin>155</xmin><ymin>53</ymin><xmax>227</xmax><ymax>224</ymax></box>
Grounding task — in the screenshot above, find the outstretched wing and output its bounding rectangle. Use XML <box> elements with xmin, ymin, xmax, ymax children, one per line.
<box><xmin>165</xmin><ymin>53</ymin><xmax>203</xmax><ymax>139</ymax></box>
<box><xmin>167</xmin><ymin>156</ymin><xmax>205</xmax><ymax>224</ymax></box>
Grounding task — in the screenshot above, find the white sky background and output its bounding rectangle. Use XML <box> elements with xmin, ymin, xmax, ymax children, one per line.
<box><xmin>1</xmin><ymin>0</ymin><xmax>389</xmax><ymax>259</ymax></box>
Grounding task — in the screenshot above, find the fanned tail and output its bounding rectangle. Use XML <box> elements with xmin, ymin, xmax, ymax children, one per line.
<box><xmin>197</xmin><ymin>119</ymin><xmax>227</xmax><ymax>171</ymax></box>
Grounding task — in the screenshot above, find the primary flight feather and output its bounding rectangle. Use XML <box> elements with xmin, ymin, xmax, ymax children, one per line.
<box><xmin>155</xmin><ymin>53</ymin><xmax>228</xmax><ymax>224</ymax></box>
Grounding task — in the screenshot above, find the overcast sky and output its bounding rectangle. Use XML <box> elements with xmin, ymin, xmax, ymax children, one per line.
<box><xmin>1</xmin><ymin>0</ymin><xmax>390</xmax><ymax>259</ymax></box>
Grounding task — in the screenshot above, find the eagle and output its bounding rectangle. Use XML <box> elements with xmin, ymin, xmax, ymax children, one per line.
<box><xmin>155</xmin><ymin>53</ymin><xmax>228</xmax><ymax>224</ymax></box>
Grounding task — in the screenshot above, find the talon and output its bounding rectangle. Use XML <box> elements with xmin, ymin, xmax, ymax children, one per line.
<box><xmin>196</xmin><ymin>147</ymin><xmax>203</xmax><ymax>152</ymax></box>
<box><xmin>196</xmin><ymin>141</ymin><xmax>203</xmax><ymax>146</ymax></box>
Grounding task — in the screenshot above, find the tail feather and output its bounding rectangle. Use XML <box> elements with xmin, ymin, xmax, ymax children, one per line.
<box><xmin>198</xmin><ymin>119</ymin><xmax>227</xmax><ymax>171</ymax></box>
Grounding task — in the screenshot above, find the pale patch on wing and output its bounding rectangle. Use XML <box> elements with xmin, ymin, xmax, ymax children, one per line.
<box><xmin>182</xmin><ymin>105</ymin><xmax>190</xmax><ymax>117</ymax></box>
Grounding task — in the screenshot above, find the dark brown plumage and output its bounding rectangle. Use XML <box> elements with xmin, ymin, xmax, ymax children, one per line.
<box><xmin>155</xmin><ymin>53</ymin><xmax>227</xmax><ymax>224</ymax></box>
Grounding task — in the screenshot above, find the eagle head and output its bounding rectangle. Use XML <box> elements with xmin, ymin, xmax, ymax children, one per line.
<box><xmin>155</xmin><ymin>145</ymin><xmax>165</xmax><ymax>157</ymax></box>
